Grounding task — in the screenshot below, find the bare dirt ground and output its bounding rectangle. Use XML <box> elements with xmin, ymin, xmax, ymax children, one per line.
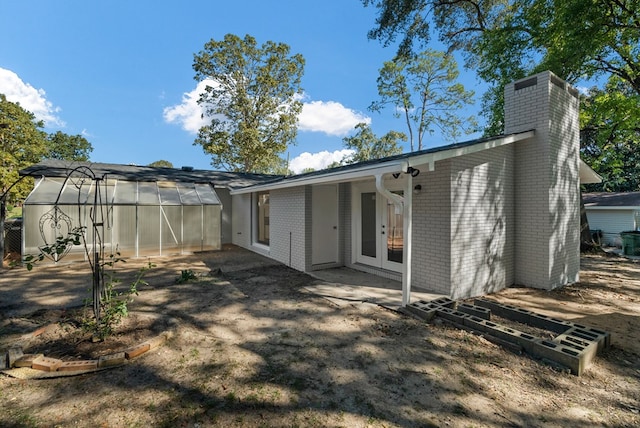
<box><xmin>1</xmin><ymin>245</ymin><xmax>639</xmax><ymax>427</ymax></box>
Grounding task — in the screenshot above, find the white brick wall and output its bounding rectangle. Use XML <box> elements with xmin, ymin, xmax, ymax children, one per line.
<box><xmin>409</xmin><ymin>146</ymin><xmax>516</xmax><ymax>298</ymax></box>
<box><xmin>269</xmin><ymin>187</ymin><xmax>308</xmax><ymax>271</ymax></box>
<box><xmin>448</xmin><ymin>145</ymin><xmax>515</xmax><ymax>299</ymax></box>
<box><xmin>411</xmin><ymin>160</ymin><xmax>453</xmax><ymax>295</ymax></box>
<box><xmin>231</xmin><ymin>193</ymin><xmax>252</xmax><ymax>249</ymax></box>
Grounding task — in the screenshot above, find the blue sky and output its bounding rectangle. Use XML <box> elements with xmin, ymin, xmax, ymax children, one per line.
<box><xmin>1</xmin><ymin>0</ymin><xmax>487</xmax><ymax>173</ymax></box>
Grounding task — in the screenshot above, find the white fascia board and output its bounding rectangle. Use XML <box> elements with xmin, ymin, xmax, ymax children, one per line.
<box><xmin>407</xmin><ymin>130</ymin><xmax>535</xmax><ymax>171</ymax></box>
<box><xmin>230</xmin><ymin>131</ymin><xmax>534</xmax><ymax>195</ymax></box>
<box><xmin>584</xmin><ymin>206</ymin><xmax>639</xmax><ymax>210</ymax></box>
<box><xmin>230</xmin><ymin>161</ymin><xmax>409</xmax><ymax>195</ymax></box>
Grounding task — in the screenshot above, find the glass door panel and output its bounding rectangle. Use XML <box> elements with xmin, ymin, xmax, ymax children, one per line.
<box><xmin>361</xmin><ymin>192</ymin><xmax>377</xmax><ymax>258</ymax></box>
<box><xmin>386</xmin><ymin>196</ymin><xmax>404</xmax><ymax>264</ymax></box>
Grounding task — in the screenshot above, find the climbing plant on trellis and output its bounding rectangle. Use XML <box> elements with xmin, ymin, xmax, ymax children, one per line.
<box><xmin>9</xmin><ymin>166</ymin><xmax>149</xmax><ymax>340</ymax></box>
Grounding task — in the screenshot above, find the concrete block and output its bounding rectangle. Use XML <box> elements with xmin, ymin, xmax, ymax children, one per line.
<box><xmin>457</xmin><ymin>302</ymin><xmax>491</xmax><ymax>320</ymax></box>
<box><xmin>486</xmin><ymin>324</ymin><xmax>538</xmax><ymax>353</ymax></box>
<box><xmin>560</xmin><ymin>327</ymin><xmax>611</xmax><ymax>352</ymax></box>
<box><xmin>475</xmin><ymin>299</ymin><xmax>571</xmax><ymax>334</ymax></box>
<box><xmin>32</xmin><ymin>356</ymin><xmax>63</xmax><ymax>372</ymax></box>
<box><xmin>435</xmin><ymin>307</ymin><xmax>469</xmax><ymax>324</ymax></box>
<box><xmin>462</xmin><ymin>316</ymin><xmax>494</xmax><ymax>334</ymax></box>
<box><xmin>526</xmin><ymin>313</ymin><xmax>572</xmax><ymax>334</ymax></box>
<box><xmin>530</xmin><ymin>339</ymin><xmax>589</xmax><ymax>375</ymax></box>
<box><xmin>57</xmin><ymin>360</ymin><xmax>98</xmax><ymax>372</ymax></box>
<box><xmin>429</xmin><ymin>297</ymin><xmax>456</xmax><ymax>309</ymax></box>
<box><xmin>13</xmin><ymin>353</ymin><xmax>44</xmax><ymax>368</ymax></box>
<box><xmin>403</xmin><ymin>304</ymin><xmax>437</xmax><ymax>322</ymax></box>
<box><xmin>124</xmin><ymin>343</ymin><xmax>150</xmax><ymax>359</ymax></box>
<box><xmin>98</xmin><ymin>352</ymin><xmax>126</xmax><ymax>368</ymax></box>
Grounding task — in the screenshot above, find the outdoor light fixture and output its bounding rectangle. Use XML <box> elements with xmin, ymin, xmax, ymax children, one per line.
<box><xmin>413</xmin><ymin>184</ymin><xmax>422</xmax><ymax>194</ymax></box>
<box><xmin>406</xmin><ymin>167</ymin><xmax>420</xmax><ymax>177</ymax></box>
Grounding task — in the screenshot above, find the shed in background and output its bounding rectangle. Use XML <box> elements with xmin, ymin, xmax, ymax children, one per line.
<box><xmin>583</xmin><ymin>192</ymin><xmax>640</xmax><ymax>247</ymax></box>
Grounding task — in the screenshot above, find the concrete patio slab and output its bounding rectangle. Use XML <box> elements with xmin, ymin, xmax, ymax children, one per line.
<box><xmin>306</xmin><ymin>267</ymin><xmax>445</xmax><ymax>310</ymax></box>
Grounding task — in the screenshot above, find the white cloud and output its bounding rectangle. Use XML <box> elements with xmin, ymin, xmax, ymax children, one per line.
<box><xmin>163</xmin><ymin>79</ymin><xmax>216</xmax><ymax>134</ymax></box>
<box><xmin>0</xmin><ymin>67</ymin><xmax>64</xmax><ymax>127</ymax></box>
<box><xmin>298</xmin><ymin>100</ymin><xmax>370</xmax><ymax>136</ymax></box>
<box><xmin>289</xmin><ymin>149</ymin><xmax>354</xmax><ymax>173</ymax></box>
<box><xmin>169</xmin><ymin>79</ymin><xmax>307</xmax><ymax>135</ymax></box>
<box><xmin>164</xmin><ymin>81</ymin><xmax>370</xmax><ymax>138</ymax></box>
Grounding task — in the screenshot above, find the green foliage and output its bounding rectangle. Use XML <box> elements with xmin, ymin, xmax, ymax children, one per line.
<box><xmin>370</xmin><ymin>49</ymin><xmax>476</xmax><ymax>150</ymax></box>
<box><xmin>342</xmin><ymin>122</ymin><xmax>405</xmax><ymax>164</ymax></box>
<box><xmin>364</xmin><ymin>0</ymin><xmax>640</xmax><ymax>135</ymax></box>
<box><xmin>6</xmin><ymin>206</ymin><xmax>21</xmax><ymax>219</ymax></box>
<box><xmin>193</xmin><ymin>33</ymin><xmax>305</xmax><ymax>173</ymax></box>
<box><xmin>82</xmin><ymin>257</ymin><xmax>153</xmax><ymax>341</ymax></box>
<box><xmin>21</xmin><ymin>227</ymin><xmax>85</xmax><ymax>270</ymax></box>
<box><xmin>580</xmin><ymin>76</ymin><xmax>640</xmax><ymax>192</ymax></box>
<box><xmin>148</xmin><ymin>160</ymin><xmax>174</xmax><ymax>168</ymax></box>
<box><xmin>0</xmin><ymin>94</ymin><xmax>48</xmax><ymax>203</ymax></box>
<box><xmin>175</xmin><ymin>269</ymin><xmax>199</xmax><ymax>284</ymax></box>
<box><xmin>46</xmin><ymin>131</ymin><xmax>93</xmax><ymax>161</ymax></box>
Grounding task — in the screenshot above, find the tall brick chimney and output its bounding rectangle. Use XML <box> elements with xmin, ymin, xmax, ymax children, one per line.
<box><xmin>505</xmin><ymin>71</ymin><xmax>581</xmax><ymax>289</ymax></box>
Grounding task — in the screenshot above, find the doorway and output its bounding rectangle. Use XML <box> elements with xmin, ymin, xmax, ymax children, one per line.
<box><xmin>312</xmin><ymin>184</ymin><xmax>339</xmax><ymax>265</ymax></box>
<box><xmin>353</xmin><ymin>182</ymin><xmax>404</xmax><ymax>272</ymax></box>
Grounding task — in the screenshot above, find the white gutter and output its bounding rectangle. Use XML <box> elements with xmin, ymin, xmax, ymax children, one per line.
<box><xmin>374</xmin><ymin>174</ymin><xmax>404</xmax><ymax>206</ymax></box>
<box><xmin>402</xmin><ymin>173</ymin><xmax>413</xmax><ymax>306</ymax></box>
<box><xmin>374</xmin><ymin>172</ymin><xmax>413</xmax><ymax>306</ymax></box>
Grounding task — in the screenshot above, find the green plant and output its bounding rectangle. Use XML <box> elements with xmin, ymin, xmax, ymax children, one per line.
<box><xmin>21</xmin><ymin>226</ymin><xmax>84</xmax><ymax>270</ymax></box>
<box><xmin>81</xmin><ymin>256</ymin><xmax>154</xmax><ymax>341</ymax></box>
<box><xmin>175</xmin><ymin>269</ymin><xmax>198</xmax><ymax>284</ymax></box>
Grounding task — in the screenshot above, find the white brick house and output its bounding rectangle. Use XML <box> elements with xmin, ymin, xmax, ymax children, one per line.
<box><xmin>230</xmin><ymin>71</ymin><xmax>587</xmax><ymax>303</ymax></box>
<box><xmin>20</xmin><ymin>71</ymin><xmax>595</xmax><ymax>305</ymax></box>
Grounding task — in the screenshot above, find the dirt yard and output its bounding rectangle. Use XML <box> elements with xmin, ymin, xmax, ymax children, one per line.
<box><xmin>1</xmin><ymin>245</ymin><xmax>639</xmax><ymax>427</ymax></box>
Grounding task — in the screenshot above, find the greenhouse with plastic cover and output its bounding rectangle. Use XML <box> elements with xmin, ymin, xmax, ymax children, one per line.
<box><xmin>21</xmin><ymin>174</ymin><xmax>222</xmax><ymax>262</ymax></box>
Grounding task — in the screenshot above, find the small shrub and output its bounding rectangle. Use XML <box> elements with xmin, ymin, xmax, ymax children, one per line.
<box><xmin>175</xmin><ymin>269</ymin><xmax>198</xmax><ymax>284</ymax></box>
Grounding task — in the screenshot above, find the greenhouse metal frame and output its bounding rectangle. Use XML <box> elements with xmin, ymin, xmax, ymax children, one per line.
<box><xmin>23</xmin><ymin>176</ymin><xmax>222</xmax><ymax>262</ymax></box>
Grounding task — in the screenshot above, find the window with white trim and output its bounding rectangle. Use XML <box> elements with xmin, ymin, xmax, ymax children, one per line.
<box><xmin>256</xmin><ymin>191</ymin><xmax>270</xmax><ymax>246</ymax></box>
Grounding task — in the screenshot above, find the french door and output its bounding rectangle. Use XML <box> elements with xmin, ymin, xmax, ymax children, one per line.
<box><xmin>354</xmin><ymin>183</ymin><xmax>404</xmax><ymax>272</ymax></box>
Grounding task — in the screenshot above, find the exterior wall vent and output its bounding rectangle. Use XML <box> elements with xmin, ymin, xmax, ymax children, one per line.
<box><xmin>514</xmin><ymin>76</ymin><xmax>537</xmax><ymax>90</ymax></box>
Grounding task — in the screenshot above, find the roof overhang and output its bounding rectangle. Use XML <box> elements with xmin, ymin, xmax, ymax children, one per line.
<box><xmin>584</xmin><ymin>206</ymin><xmax>640</xmax><ymax>210</ymax></box>
<box><xmin>579</xmin><ymin>160</ymin><xmax>602</xmax><ymax>184</ymax></box>
<box><xmin>231</xmin><ymin>161</ymin><xmax>410</xmax><ymax>194</ymax></box>
<box><xmin>405</xmin><ymin>130</ymin><xmax>535</xmax><ymax>172</ymax></box>
<box><xmin>231</xmin><ymin>131</ymin><xmax>536</xmax><ymax>195</ymax></box>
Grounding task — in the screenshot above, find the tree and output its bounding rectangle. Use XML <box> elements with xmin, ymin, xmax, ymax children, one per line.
<box><xmin>46</xmin><ymin>131</ymin><xmax>93</xmax><ymax>161</ymax></box>
<box><xmin>193</xmin><ymin>34</ymin><xmax>305</xmax><ymax>173</ymax></box>
<box><xmin>370</xmin><ymin>50</ymin><xmax>475</xmax><ymax>151</ymax></box>
<box><xmin>0</xmin><ymin>94</ymin><xmax>48</xmax><ymax>203</ymax></box>
<box><xmin>580</xmin><ymin>76</ymin><xmax>640</xmax><ymax>192</ymax></box>
<box><xmin>342</xmin><ymin>122</ymin><xmax>405</xmax><ymax>163</ymax></box>
<box><xmin>363</xmin><ymin>0</ymin><xmax>640</xmax><ymax>135</ymax></box>
<box><xmin>148</xmin><ymin>160</ymin><xmax>174</xmax><ymax>168</ymax></box>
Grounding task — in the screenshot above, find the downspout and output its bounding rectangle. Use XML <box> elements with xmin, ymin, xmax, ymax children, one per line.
<box><xmin>374</xmin><ymin>170</ymin><xmax>413</xmax><ymax>306</ymax></box>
